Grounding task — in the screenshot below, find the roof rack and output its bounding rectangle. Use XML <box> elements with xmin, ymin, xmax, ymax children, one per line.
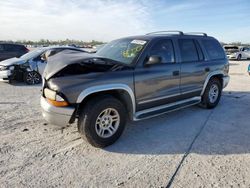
<box><xmin>146</xmin><ymin>30</ymin><xmax>184</xmax><ymax>35</ymax></box>
<box><xmin>185</xmin><ymin>32</ymin><xmax>207</xmax><ymax>36</ymax></box>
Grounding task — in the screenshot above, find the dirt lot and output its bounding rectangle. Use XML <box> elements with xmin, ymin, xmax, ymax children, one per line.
<box><xmin>0</xmin><ymin>60</ymin><xmax>250</xmax><ymax>188</ymax></box>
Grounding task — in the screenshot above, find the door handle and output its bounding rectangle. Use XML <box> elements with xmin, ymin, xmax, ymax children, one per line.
<box><xmin>205</xmin><ymin>67</ymin><xmax>210</xmax><ymax>72</ymax></box>
<box><xmin>172</xmin><ymin>70</ymin><xmax>180</xmax><ymax>76</ymax></box>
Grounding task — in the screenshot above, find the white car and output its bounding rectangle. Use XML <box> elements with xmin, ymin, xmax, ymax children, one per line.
<box><xmin>0</xmin><ymin>46</ymin><xmax>86</xmax><ymax>84</ymax></box>
<box><xmin>224</xmin><ymin>45</ymin><xmax>250</xmax><ymax>60</ymax></box>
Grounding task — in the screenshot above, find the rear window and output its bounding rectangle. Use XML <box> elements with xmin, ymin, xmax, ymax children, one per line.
<box><xmin>202</xmin><ymin>40</ymin><xmax>225</xmax><ymax>60</ymax></box>
<box><xmin>178</xmin><ymin>39</ymin><xmax>199</xmax><ymax>62</ymax></box>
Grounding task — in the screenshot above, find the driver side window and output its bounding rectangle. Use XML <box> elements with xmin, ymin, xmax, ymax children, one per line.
<box><xmin>149</xmin><ymin>39</ymin><xmax>175</xmax><ymax>63</ymax></box>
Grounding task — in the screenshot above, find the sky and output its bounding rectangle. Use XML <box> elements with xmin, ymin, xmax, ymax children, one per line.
<box><xmin>0</xmin><ymin>0</ymin><xmax>250</xmax><ymax>43</ymax></box>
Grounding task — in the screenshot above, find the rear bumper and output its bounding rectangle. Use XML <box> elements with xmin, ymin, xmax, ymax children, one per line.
<box><xmin>40</xmin><ymin>97</ymin><xmax>75</xmax><ymax>127</ymax></box>
<box><xmin>223</xmin><ymin>75</ymin><xmax>230</xmax><ymax>88</ymax></box>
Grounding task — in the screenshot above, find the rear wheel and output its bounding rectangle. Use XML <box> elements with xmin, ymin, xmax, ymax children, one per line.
<box><xmin>200</xmin><ymin>78</ymin><xmax>222</xmax><ymax>109</ymax></box>
<box><xmin>78</xmin><ymin>96</ymin><xmax>127</xmax><ymax>148</ymax></box>
<box><xmin>24</xmin><ymin>71</ymin><xmax>41</xmax><ymax>85</ymax></box>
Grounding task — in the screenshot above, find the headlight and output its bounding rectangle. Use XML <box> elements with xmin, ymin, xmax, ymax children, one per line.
<box><xmin>0</xmin><ymin>66</ymin><xmax>8</xmax><ymax>71</ymax></box>
<box><xmin>44</xmin><ymin>88</ymin><xmax>69</xmax><ymax>107</ymax></box>
<box><xmin>0</xmin><ymin>65</ymin><xmax>15</xmax><ymax>71</ymax></box>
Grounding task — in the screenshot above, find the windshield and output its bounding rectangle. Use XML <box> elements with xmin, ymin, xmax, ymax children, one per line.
<box><xmin>96</xmin><ymin>38</ymin><xmax>147</xmax><ymax>64</ymax></box>
<box><xmin>20</xmin><ymin>49</ymin><xmax>44</xmax><ymax>60</ymax></box>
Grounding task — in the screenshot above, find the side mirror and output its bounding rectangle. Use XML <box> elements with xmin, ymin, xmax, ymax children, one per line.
<box><xmin>146</xmin><ymin>55</ymin><xmax>161</xmax><ymax>66</ymax></box>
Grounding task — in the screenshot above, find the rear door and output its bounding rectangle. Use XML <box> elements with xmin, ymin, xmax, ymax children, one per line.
<box><xmin>134</xmin><ymin>38</ymin><xmax>181</xmax><ymax>111</ymax></box>
<box><xmin>242</xmin><ymin>47</ymin><xmax>250</xmax><ymax>58</ymax></box>
<box><xmin>178</xmin><ymin>38</ymin><xmax>206</xmax><ymax>97</ymax></box>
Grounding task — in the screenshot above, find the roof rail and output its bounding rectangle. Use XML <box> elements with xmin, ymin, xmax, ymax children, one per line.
<box><xmin>185</xmin><ymin>32</ymin><xmax>207</xmax><ymax>37</ymax></box>
<box><xmin>146</xmin><ymin>30</ymin><xmax>184</xmax><ymax>35</ymax></box>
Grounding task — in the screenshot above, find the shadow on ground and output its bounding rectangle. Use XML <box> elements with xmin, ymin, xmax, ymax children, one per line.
<box><xmin>105</xmin><ymin>91</ymin><xmax>250</xmax><ymax>156</ymax></box>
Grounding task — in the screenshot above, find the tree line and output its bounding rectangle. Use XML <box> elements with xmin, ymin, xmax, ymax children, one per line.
<box><xmin>0</xmin><ymin>39</ymin><xmax>105</xmax><ymax>47</ymax></box>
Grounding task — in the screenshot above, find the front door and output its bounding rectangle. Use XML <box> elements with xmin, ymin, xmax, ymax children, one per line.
<box><xmin>134</xmin><ymin>39</ymin><xmax>181</xmax><ymax>111</ymax></box>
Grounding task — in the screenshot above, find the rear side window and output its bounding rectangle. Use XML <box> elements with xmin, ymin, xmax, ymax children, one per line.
<box><xmin>178</xmin><ymin>39</ymin><xmax>199</xmax><ymax>62</ymax></box>
<box><xmin>202</xmin><ymin>39</ymin><xmax>225</xmax><ymax>60</ymax></box>
<box><xmin>149</xmin><ymin>39</ymin><xmax>175</xmax><ymax>63</ymax></box>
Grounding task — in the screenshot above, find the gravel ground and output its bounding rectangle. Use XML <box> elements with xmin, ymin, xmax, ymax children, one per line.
<box><xmin>0</xmin><ymin>60</ymin><xmax>250</xmax><ymax>188</ymax></box>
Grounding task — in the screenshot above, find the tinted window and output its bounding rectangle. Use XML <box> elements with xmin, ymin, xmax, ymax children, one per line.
<box><xmin>149</xmin><ymin>39</ymin><xmax>175</xmax><ymax>63</ymax></box>
<box><xmin>179</xmin><ymin>39</ymin><xmax>199</xmax><ymax>62</ymax></box>
<box><xmin>16</xmin><ymin>45</ymin><xmax>26</xmax><ymax>51</ymax></box>
<box><xmin>3</xmin><ymin>44</ymin><xmax>26</xmax><ymax>52</ymax></box>
<box><xmin>0</xmin><ymin>45</ymin><xmax>4</xmax><ymax>51</ymax></box>
<box><xmin>202</xmin><ymin>40</ymin><xmax>225</xmax><ymax>60</ymax></box>
<box><xmin>4</xmin><ymin>44</ymin><xmax>17</xmax><ymax>51</ymax></box>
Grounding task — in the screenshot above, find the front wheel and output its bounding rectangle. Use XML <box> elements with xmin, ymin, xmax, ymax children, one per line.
<box><xmin>200</xmin><ymin>78</ymin><xmax>222</xmax><ymax>109</ymax></box>
<box><xmin>24</xmin><ymin>71</ymin><xmax>42</xmax><ymax>85</ymax></box>
<box><xmin>78</xmin><ymin>96</ymin><xmax>127</xmax><ymax>148</ymax></box>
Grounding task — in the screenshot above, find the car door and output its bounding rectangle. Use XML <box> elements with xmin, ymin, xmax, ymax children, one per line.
<box><xmin>178</xmin><ymin>38</ymin><xmax>206</xmax><ymax>97</ymax></box>
<box><xmin>243</xmin><ymin>48</ymin><xmax>250</xmax><ymax>58</ymax></box>
<box><xmin>134</xmin><ymin>39</ymin><xmax>181</xmax><ymax>111</ymax></box>
<box><xmin>32</xmin><ymin>53</ymin><xmax>46</xmax><ymax>75</ymax></box>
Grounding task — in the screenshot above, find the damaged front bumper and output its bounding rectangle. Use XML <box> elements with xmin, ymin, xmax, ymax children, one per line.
<box><xmin>0</xmin><ymin>70</ymin><xmax>12</xmax><ymax>82</ymax></box>
<box><xmin>41</xmin><ymin>96</ymin><xmax>75</xmax><ymax>127</ymax></box>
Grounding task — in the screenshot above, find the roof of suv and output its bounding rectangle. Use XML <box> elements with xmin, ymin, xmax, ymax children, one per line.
<box><xmin>122</xmin><ymin>31</ymin><xmax>215</xmax><ymax>41</ymax></box>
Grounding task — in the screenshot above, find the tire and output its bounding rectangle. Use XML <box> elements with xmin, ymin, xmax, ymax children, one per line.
<box><xmin>24</xmin><ymin>71</ymin><xmax>42</xmax><ymax>85</ymax></box>
<box><xmin>78</xmin><ymin>96</ymin><xmax>127</xmax><ymax>148</ymax></box>
<box><xmin>200</xmin><ymin>78</ymin><xmax>222</xmax><ymax>109</ymax></box>
<box><xmin>237</xmin><ymin>54</ymin><xmax>242</xmax><ymax>61</ymax></box>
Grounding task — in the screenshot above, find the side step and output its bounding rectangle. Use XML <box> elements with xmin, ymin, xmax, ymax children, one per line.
<box><xmin>134</xmin><ymin>96</ymin><xmax>201</xmax><ymax>120</ymax></box>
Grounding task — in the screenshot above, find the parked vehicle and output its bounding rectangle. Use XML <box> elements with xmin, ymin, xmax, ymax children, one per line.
<box><xmin>0</xmin><ymin>43</ymin><xmax>29</xmax><ymax>61</ymax></box>
<box><xmin>41</xmin><ymin>31</ymin><xmax>230</xmax><ymax>147</ymax></box>
<box><xmin>248</xmin><ymin>64</ymin><xmax>250</xmax><ymax>75</ymax></box>
<box><xmin>0</xmin><ymin>46</ymin><xmax>86</xmax><ymax>84</ymax></box>
<box><xmin>224</xmin><ymin>45</ymin><xmax>250</xmax><ymax>60</ymax></box>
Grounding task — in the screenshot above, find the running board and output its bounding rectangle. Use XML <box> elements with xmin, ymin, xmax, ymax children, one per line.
<box><xmin>134</xmin><ymin>96</ymin><xmax>201</xmax><ymax>120</ymax></box>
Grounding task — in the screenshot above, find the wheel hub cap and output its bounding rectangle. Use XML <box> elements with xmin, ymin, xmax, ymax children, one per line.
<box><xmin>95</xmin><ymin>108</ymin><xmax>120</xmax><ymax>138</ymax></box>
<box><xmin>209</xmin><ymin>84</ymin><xmax>219</xmax><ymax>103</ymax></box>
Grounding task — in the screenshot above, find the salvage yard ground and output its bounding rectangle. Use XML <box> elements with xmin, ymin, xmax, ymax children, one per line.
<box><xmin>0</xmin><ymin>60</ymin><xmax>250</xmax><ymax>188</ymax></box>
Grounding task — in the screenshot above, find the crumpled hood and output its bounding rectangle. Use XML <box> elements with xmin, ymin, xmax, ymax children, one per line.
<box><xmin>0</xmin><ymin>57</ymin><xmax>25</xmax><ymax>66</ymax></box>
<box><xmin>43</xmin><ymin>50</ymin><xmax>96</xmax><ymax>80</ymax></box>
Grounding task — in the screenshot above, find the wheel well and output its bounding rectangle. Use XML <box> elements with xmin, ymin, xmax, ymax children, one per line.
<box><xmin>77</xmin><ymin>90</ymin><xmax>134</xmax><ymax>120</ymax></box>
<box><xmin>210</xmin><ymin>74</ymin><xmax>223</xmax><ymax>87</ymax></box>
